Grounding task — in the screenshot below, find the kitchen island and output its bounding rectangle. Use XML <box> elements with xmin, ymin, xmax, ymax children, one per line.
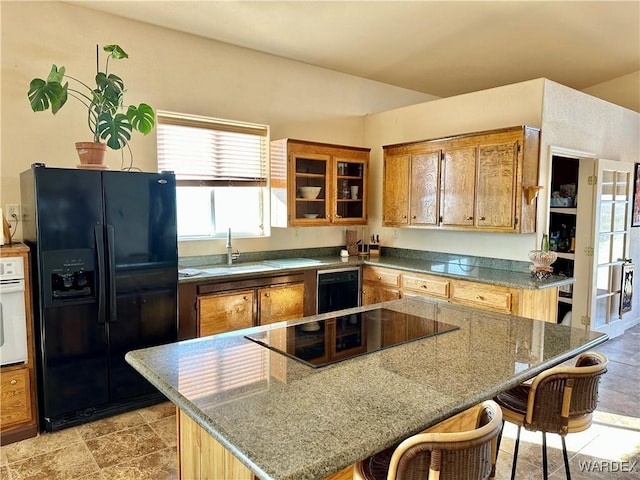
<box><xmin>126</xmin><ymin>297</ymin><xmax>606</xmax><ymax>480</ymax></box>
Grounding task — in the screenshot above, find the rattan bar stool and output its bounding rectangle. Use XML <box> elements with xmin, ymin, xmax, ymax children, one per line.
<box><xmin>353</xmin><ymin>400</ymin><xmax>503</xmax><ymax>480</ymax></box>
<box><xmin>494</xmin><ymin>351</ymin><xmax>608</xmax><ymax>480</ymax></box>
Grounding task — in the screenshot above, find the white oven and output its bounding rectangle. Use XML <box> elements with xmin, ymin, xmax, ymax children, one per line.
<box><xmin>0</xmin><ymin>256</ymin><xmax>28</xmax><ymax>366</ymax></box>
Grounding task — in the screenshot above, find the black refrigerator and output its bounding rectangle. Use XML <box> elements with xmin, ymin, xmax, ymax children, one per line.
<box><xmin>20</xmin><ymin>164</ymin><xmax>178</xmax><ymax>431</ymax></box>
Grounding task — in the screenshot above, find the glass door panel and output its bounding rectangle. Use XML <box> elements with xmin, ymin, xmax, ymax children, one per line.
<box><xmin>334</xmin><ymin>158</ymin><xmax>366</xmax><ymax>223</ymax></box>
<box><xmin>591</xmin><ymin>160</ymin><xmax>633</xmax><ymax>336</ymax></box>
<box><xmin>294</xmin><ymin>155</ymin><xmax>329</xmax><ymax>222</ymax></box>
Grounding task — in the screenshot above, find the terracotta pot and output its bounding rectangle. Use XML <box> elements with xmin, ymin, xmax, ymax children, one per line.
<box><xmin>75</xmin><ymin>142</ymin><xmax>107</xmax><ymax>166</ymax></box>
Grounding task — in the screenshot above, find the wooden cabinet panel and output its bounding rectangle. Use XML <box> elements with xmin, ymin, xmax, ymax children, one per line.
<box><xmin>1</xmin><ymin>243</ymin><xmax>38</xmax><ymax>444</ymax></box>
<box><xmin>476</xmin><ymin>140</ymin><xmax>518</xmax><ymax>229</ymax></box>
<box><xmin>410</xmin><ymin>152</ymin><xmax>440</xmax><ymax>225</ymax></box>
<box><xmin>0</xmin><ymin>369</ymin><xmax>31</xmax><ymax>428</ymax></box>
<box><xmin>362</xmin><ymin>266</ymin><xmax>400</xmax><ymax>287</ymax></box>
<box><xmin>441</xmin><ymin>147</ymin><xmax>477</xmax><ymax>226</ymax></box>
<box><xmin>450</xmin><ymin>280</ymin><xmax>513</xmax><ymax>313</ymax></box>
<box><xmin>382</xmin><ymin>126</ymin><xmax>540</xmax><ymax>233</ymax></box>
<box><xmin>401</xmin><ymin>272</ymin><xmax>449</xmax><ymax>299</ymax></box>
<box><xmin>198</xmin><ymin>290</ymin><xmax>254</xmax><ymax>336</ymax></box>
<box><xmin>258</xmin><ymin>283</ymin><xmax>305</xmax><ymax>325</ymax></box>
<box><xmin>362</xmin><ymin>285</ymin><xmax>401</xmax><ymax>306</ymax></box>
<box><xmin>382</xmin><ymin>154</ymin><xmax>410</xmax><ymax>225</ymax></box>
<box><xmin>178</xmin><ymin>409</ymin><xmax>252</xmax><ymax>480</ymax></box>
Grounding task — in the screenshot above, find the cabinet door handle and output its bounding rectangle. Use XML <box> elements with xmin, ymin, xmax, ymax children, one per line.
<box><xmin>412</xmin><ymin>215</ymin><xmax>417</xmax><ymax>219</ymax></box>
<box><xmin>402</xmin><ymin>215</ymin><xmax>407</xmax><ymax>219</ymax></box>
<box><xmin>466</xmin><ymin>216</ymin><xmax>473</xmax><ymax>221</ymax></box>
<box><xmin>421</xmin><ymin>284</ymin><xmax>428</xmax><ymax>289</ymax></box>
<box><xmin>243</xmin><ymin>296</ymin><xmax>249</xmax><ymax>300</ymax></box>
<box><xmin>376</xmin><ymin>276</ymin><xmax>382</xmax><ymax>280</ymax></box>
<box><xmin>476</xmin><ymin>295</ymin><xmax>485</xmax><ymax>301</ymax></box>
<box><xmin>10</xmin><ymin>379</ymin><xmax>17</xmax><ymax>385</ymax></box>
<box><xmin>264</xmin><ymin>293</ymin><xmax>270</xmax><ymax>298</ymax></box>
<box><xmin>479</xmin><ymin>216</ymin><xmax>486</xmax><ymax>221</ymax></box>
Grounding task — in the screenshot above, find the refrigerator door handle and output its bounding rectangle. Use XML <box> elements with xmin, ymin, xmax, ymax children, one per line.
<box><xmin>95</xmin><ymin>225</ymin><xmax>106</xmax><ymax>325</ymax></box>
<box><xmin>106</xmin><ymin>225</ymin><xmax>117</xmax><ymax>324</ymax></box>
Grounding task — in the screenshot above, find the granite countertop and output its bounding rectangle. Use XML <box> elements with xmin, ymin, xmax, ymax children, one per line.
<box><xmin>178</xmin><ymin>253</ymin><xmax>574</xmax><ymax>290</ymax></box>
<box><xmin>126</xmin><ymin>297</ymin><xmax>606</xmax><ymax>480</ymax></box>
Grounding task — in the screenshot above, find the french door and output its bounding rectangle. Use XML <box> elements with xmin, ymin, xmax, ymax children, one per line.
<box><xmin>590</xmin><ymin>159</ymin><xmax>634</xmax><ymax>337</ymax></box>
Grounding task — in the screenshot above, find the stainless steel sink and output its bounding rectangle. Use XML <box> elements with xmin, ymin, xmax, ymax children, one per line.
<box><xmin>262</xmin><ymin>258</ymin><xmax>322</xmax><ymax>268</ymax></box>
<box><xmin>200</xmin><ymin>263</ymin><xmax>277</xmax><ymax>275</ymax></box>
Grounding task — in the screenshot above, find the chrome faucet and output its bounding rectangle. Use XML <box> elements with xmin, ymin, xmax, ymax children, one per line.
<box><xmin>226</xmin><ymin>228</ymin><xmax>240</xmax><ymax>265</ymax></box>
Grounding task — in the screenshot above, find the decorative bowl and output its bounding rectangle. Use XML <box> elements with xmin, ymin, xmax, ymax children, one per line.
<box><xmin>528</xmin><ymin>249</ymin><xmax>557</xmax><ymax>267</ymax></box>
<box><xmin>303</xmin><ymin>213</ymin><xmax>319</xmax><ymax>218</ymax></box>
<box><xmin>300</xmin><ymin>186</ymin><xmax>321</xmax><ymax>199</ymax></box>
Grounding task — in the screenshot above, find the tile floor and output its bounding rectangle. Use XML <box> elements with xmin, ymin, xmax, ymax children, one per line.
<box><xmin>1</xmin><ymin>323</ymin><xmax>638</xmax><ymax>480</ymax></box>
<box><xmin>0</xmin><ymin>402</ymin><xmax>177</xmax><ymax>480</ymax></box>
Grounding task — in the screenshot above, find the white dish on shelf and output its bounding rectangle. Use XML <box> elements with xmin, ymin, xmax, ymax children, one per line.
<box><xmin>303</xmin><ymin>213</ymin><xmax>319</xmax><ymax>219</ymax></box>
<box><xmin>300</xmin><ymin>186</ymin><xmax>321</xmax><ymax>199</ymax></box>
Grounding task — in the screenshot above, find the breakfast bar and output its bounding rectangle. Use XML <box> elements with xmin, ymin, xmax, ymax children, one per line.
<box><xmin>126</xmin><ymin>297</ymin><xmax>607</xmax><ymax>480</ymax></box>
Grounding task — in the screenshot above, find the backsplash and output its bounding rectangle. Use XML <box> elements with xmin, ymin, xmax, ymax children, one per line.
<box><xmin>179</xmin><ymin>245</ymin><xmax>530</xmax><ymax>273</ymax></box>
<box><xmin>381</xmin><ymin>247</ymin><xmax>531</xmax><ymax>274</ymax></box>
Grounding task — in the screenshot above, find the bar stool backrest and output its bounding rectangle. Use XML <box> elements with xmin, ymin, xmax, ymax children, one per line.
<box><xmin>526</xmin><ymin>352</ymin><xmax>608</xmax><ymax>435</ymax></box>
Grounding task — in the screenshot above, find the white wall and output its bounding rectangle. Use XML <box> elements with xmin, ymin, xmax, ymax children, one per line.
<box><xmin>540</xmin><ymin>80</ymin><xmax>640</xmax><ymax>328</ymax></box>
<box><xmin>363</xmin><ymin>79</ymin><xmax>545</xmax><ymax>261</ymax></box>
<box><xmin>582</xmin><ymin>71</ymin><xmax>640</xmax><ymax>114</ymax></box>
<box><xmin>0</xmin><ymin>1</ymin><xmax>434</xmax><ymax>256</ymax></box>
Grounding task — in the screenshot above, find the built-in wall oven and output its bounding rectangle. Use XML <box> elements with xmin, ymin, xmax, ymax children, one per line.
<box><xmin>0</xmin><ymin>256</ymin><xmax>28</xmax><ymax>366</ymax></box>
<box><xmin>317</xmin><ymin>267</ymin><xmax>360</xmax><ymax>314</ymax></box>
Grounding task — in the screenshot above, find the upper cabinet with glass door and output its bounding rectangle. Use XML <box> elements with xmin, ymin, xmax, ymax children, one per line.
<box><xmin>270</xmin><ymin>139</ymin><xmax>370</xmax><ymax>227</ymax></box>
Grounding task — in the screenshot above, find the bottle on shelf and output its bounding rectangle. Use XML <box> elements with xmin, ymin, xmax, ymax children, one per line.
<box><xmin>341</xmin><ymin>180</ymin><xmax>349</xmax><ymax>199</ymax></box>
<box><xmin>569</xmin><ymin>226</ymin><xmax>576</xmax><ymax>253</ymax></box>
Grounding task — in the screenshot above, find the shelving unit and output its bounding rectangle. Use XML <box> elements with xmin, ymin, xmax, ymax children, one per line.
<box><xmin>549</xmin><ymin>156</ymin><xmax>579</xmax><ymax>324</ymax></box>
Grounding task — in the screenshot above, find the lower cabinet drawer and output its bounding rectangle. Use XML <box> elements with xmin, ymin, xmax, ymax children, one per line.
<box><xmin>0</xmin><ymin>367</ymin><xmax>32</xmax><ymax>428</ymax></box>
<box><xmin>362</xmin><ymin>266</ymin><xmax>400</xmax><ymax>287</ymax></box>
<box><xmin>450</xmin><ymin>281</ymin><xmax>513</xmax><ymax>313</ymax></box>
<box><xmin>401</xmin><ymin>273</ymin><xmax>449</xmax><ymax>299</ymax></box>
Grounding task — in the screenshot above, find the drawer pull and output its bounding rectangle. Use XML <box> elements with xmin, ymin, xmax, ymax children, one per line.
<box><xmin>421</xmin><ymin>284</ymin><xmax>428</xmax><ymax>289</ymax></box>
<box><xmin>476</xmin><ymin>295</ymin><xmax>485</xmax><ymax>300</ymax></box>
<box><xmin>10</xmin><ymin>379</ymin><xmax>17</xmax><ymax>385</ymax></box>
<box><xmin>377</xmin><ymin>276</ymin><xmax>382</xmax><ymax>281</ymax></box>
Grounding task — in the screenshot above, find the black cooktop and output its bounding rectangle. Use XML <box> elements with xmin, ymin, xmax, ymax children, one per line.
<box><xmin>245</xmin><ymin>307</ymin><xmax>459</xmax><ymax>368</ymax></box>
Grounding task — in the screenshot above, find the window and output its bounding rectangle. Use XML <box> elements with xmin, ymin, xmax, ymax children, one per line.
<box><xmin>157</xmin><ymin>111</ymin><xmax>269</xmax><ymax>238</ymax></box>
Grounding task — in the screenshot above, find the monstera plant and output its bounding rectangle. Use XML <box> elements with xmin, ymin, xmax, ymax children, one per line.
<box><xmin>28</xmin><ymin>44</ymin><xmax>155</xmax><ymax>165</ymax></box>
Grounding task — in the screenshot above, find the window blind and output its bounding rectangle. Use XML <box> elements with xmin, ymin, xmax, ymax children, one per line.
<box><xmin>157</xmin><ymin>111</ymin><xmax>268</xmax><ymax>184</ymax></box>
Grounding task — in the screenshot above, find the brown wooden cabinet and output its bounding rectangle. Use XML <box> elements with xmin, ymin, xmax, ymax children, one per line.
<box><xmin>383</xmin><ymin>151</ymin><xmax>440</xmax><ymax>226</ymax></box>
<box><xmin>383</xmin><ymin>126</ymin><xmax>540</xmax><ymax>233</ymax></box>
<box><xmin>0</xmin><ymin>243</ymin><xmax>38</xmax><ymax>445</ymax></box>
<box><xmin>361</xmin><ymin>266</ymin><xmax>401</xmax><ymax>305</ymax></box>
<box><xmin>198</xmin><ymin>290</ymin><xmax>255</xmax><ymax>337</ymax></box>
<box><xmin>271</xmin><ymin>139</ymin><xmax>370</xmax><ymax>227</ymax></box>
<box><xmin>362</xmin><ymin>265</ymin><xmax>557</xmax><ymax>323</ymax></box>
<box><xmin>194</xmin><ymin>274</ymin><xmax>306</xmax><ymax>337</ymax></box>
<box><xmin>258</xmin><ymin>283</ymin><xmax>305</xmax><ymax>325</ymax></box>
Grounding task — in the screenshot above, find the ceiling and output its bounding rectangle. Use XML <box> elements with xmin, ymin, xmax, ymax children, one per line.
<box><xmin>71</xmin><ymin>1</ymin><xmax>639</xmax><ymax>98</ymax></box>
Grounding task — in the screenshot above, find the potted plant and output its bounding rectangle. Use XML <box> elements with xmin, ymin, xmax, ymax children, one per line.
<box><xmin>27</xmin><ymin>44</ymin><xmax>155</xmax><ymax>167</ymax></box>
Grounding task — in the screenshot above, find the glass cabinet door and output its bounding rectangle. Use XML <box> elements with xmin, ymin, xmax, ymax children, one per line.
<box><xmin>293</xmin><ymin>154</ymin><xmax>329</xmax><ymax>223</ymax></box>
<box><xmin>333</xmin><ymin>158</ymin><xmax>366</xmax><ymax>223</ymax></box>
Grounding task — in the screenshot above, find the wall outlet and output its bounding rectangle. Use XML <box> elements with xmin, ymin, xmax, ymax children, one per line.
<box><xmin>6</xmin><ymin>204</ymin><xmax>20</xmax><ymax>220</ymax></box>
